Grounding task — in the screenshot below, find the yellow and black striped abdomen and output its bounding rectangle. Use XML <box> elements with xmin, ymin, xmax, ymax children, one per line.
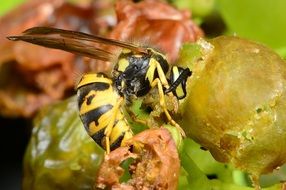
<box><xmin>77</xmin><ymin>73</ymin><xmax>133</xmax><ymax>151</ymax></box>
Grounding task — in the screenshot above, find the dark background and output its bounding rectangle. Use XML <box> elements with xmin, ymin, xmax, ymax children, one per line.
<box><xmin>0</xmin><ymin>117</ymin><xmax>31</xmax><ymax>190</ymax></box>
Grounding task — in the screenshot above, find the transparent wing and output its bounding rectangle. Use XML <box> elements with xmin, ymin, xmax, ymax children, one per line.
<box><xmin>7</xmin><ymin>27</ymin><xmax>147</xmax><ymax>61</ymax></box>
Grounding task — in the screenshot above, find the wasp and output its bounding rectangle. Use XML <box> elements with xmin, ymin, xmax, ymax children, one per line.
<box><xmin>77</xmin><ymin>73</ymin><xmax>133</xmax><ymax>153</ymax></box>
<box><xmin>7</xmin><ymin>27</ymin><xmax>192</xmax><ymax>151</ymax></box>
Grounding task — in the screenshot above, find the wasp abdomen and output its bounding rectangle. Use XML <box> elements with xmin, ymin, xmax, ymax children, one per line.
<box><xmin>77</xmin><ymin>73</ymin><xmax>133</xmax><ymax>151</ymax></box>
<box><xmin>77</xmin><ymin>82</ymin><xmax>110</xmax><ymax>107</ymax></box>
<box><xmin>80</xmin><ymin>104</ymin><xmax>113</xmax><ymax>130</ymax></box>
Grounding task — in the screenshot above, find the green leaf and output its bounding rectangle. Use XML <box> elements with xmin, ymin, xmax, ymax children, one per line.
<box><xmin>180</xmin><ymin>151</ymin><xmax>211</xmax><ymax>190</ymax></box>
<box><xmin>218</xmin><ymin>0</ymin><xmax>286</xmax><ymax>49</ymax></box>
<box><xmin>172</xmin><ymin>0</ymin><xmax>216</xmax><ymax>18</ymax></box>
<box><xmin>0</xmin><ymin>0</ymin><xmax>24</xmax><ymax>16</ymax></box>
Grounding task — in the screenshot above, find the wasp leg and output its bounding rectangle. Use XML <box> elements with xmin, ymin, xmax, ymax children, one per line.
<box><xmin>154</xmin><ymin>60</ymin><xmax>169</xmax><ymax>88</ymax></box>
<box><xmin>153</xmin><ymin>62</ymin><xmax>186</xmax><ymax>136</ymax></box>
<box><xmin>150</xmin><ymin>78</ymin><xmax>186</xmax><ymax>137</ymax></box>
<box><xmin>164</xmin><ymin>68</ymin><xmax>192</xmax><ymax>99</ymax></box>
<box><xmin>104</xmin><ymin>97</ymin><xmax>124</xmax><ymax>154</ymax></box>
<box><xmin>125</xmin><ymin>107</ymin><xmax>148</xmax><ymax>126</ymax></box>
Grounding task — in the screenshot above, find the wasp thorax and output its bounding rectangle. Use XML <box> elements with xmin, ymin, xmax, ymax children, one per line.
<box><xmin>113</xmin><ymin>48</ymin><xmax>169</xmax><ymax>99</ymax></box>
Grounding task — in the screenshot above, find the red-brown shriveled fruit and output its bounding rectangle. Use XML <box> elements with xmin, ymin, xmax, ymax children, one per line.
<box><xmin>96</xmin><ymin>128</ymin><xmax>180</xmax><ymax>190</ymax></box>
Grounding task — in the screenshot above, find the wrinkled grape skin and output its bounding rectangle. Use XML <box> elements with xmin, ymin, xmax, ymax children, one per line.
<box><xmin>23</xmin><ymin>97</ymin><xmax>104</xmax><ymax>190</ymax></box>
<box><xmin>179</xmin><ymin>36</ymin><xmax>286</xmax><ymax>177</ymax></box>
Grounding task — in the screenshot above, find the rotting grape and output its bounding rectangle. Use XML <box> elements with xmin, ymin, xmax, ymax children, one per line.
<box><xmin>179</xmin><ymin>36</ymin><xmax>286</xmax><ymax>185</ymax></box>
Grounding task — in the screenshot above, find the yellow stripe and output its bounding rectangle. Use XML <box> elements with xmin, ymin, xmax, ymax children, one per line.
<box><xmin>120</xmin><ymin>130</ymin><xmax>133</xmax><ymax>147</ymax></box>
<box><xmin>77</xmin><ymin>74</ymin><xmax>112</xmax><ymax>88</ymax></box>
<box><xmin>110</xmin><ymin>117</ymin><xmax>132</xmax><ymax>146</ymax></box>
<box><xmin>88</xmin><ymin>121</ymin><xmax>106</xmax><ymax>135</ymax></box>
<box><xmin>122</xmin><ymin>48</ymin><xmax>131</xmax><ymax>54</ymax></box>
<box><xmin>176</xmin><ymin>83</ymin><xmax>184</xmax><ymax>97</ymax></box>
<box><xmin>172</xmin><ymin>67</ymin><xmax>180</xmax><ymax>81</ymax></box>
<box><xmin>110</xmin><ymin>119</ymin><xmax>126</xmax><ymax>144</ymax></box>
<box><xmin>172</xmin><ymin>67</ymin><xmax>184</xmax><ymax>97</ymax></box>
<box><xmin>145</xmin><ymin>58</ymin><xmax>156</xmax><ymax>84</ymax></box>
<box><xmin>117</xmin><ymin>58</ymin><xmax>129</xmax><ymax>72</ymax></box>
<box><xmin>88</xmin><ymin>109</ymin><xmax>114</xmax><ymax>134</ymax></box>
<box><xmin>79</xmin><ymin>89</ymin><xmax>118</xmax><ymax>115</ymax></box>
<box><xmin>97</xmin><ymin>109</ymin><xmax>114</xmax><ymax>130</ymax></box>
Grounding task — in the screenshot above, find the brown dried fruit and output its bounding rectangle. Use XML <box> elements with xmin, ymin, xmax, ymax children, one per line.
<box><xmin>0</xmin><ymin>0</ymin><xmax>112</xmax><ymax>117</ymax></box>
<box><xmin>96</xmin><ymin>147</ymin><xmax>137</xmax><ymax>189</ymax></box>
<box><xmin>110</xmin><ymin>0</ymin><xmax>203</xmax><ymax>62</ymax></box>
<box><xmin>0</xmin><ymin>0</ymin><xmax>64</xmax><ymax>64</ymax></box>
<box><xmin>1</xmin><ymin>0</ymin><xmax>203</xmax><ymax>118</ymax></box>
<box><xmin>96</xmin><ymin>128</ymin><xmax>180</xmax><ymax>190</ymax></box>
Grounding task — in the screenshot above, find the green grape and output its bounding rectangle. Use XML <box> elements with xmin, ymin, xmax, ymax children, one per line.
<box><xmin>23</xmin><ymin>97</ymin><xmax>104</xmax><ymax>190</ymax></box>
<box><xmin>179</xmin><ymin>36</ymin><xmax>286</xmax><ymax>180</ymax></box>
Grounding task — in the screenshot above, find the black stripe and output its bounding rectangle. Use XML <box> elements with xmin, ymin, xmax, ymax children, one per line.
<box><xmin>77</xmin><ymin>82</ymin><xmax>110</xmax><ymax>108</ymax></box>
<box><xmin>90</xmin><ymin>127</ymin><xmax>105</xmax><ymax>147</ymax></box>
<box><xmin>110</xmin><ymin>134</ymin><xmax>125</xmax><ymax>151</ymax></box>
<box><xmin>136</xmin><ymin>79</ymin><xmax>151</xmax><ymax>97</ymax></box>
<box><xmin>80</xmin><ymin>104</ymin><xmax>113</xmax><ymax>126</ymax></box>
<box><xmin>86</xmin><ymin>94</ymin><xmax>95</xmax><ymax>105</ymax></box>
<box><xmin>154</xmin><ymin>53</ymin><xmax>169</xmax><ymax>73</ymax></box>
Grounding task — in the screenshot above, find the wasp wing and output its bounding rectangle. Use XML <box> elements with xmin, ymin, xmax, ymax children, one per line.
<box><xmin>7</xmin><ymin>27</ymin><xmax>146</xmax><ymax>61</ymax></box>
<box><xmin>24</xmin><ymin>27</ymin><xmax>146</xmax><ymax>52</ymax></box>
<box><xmin>8</xmin><ymin>34</ymin><xmax>113</xmax><ymax>61</ymax></box>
